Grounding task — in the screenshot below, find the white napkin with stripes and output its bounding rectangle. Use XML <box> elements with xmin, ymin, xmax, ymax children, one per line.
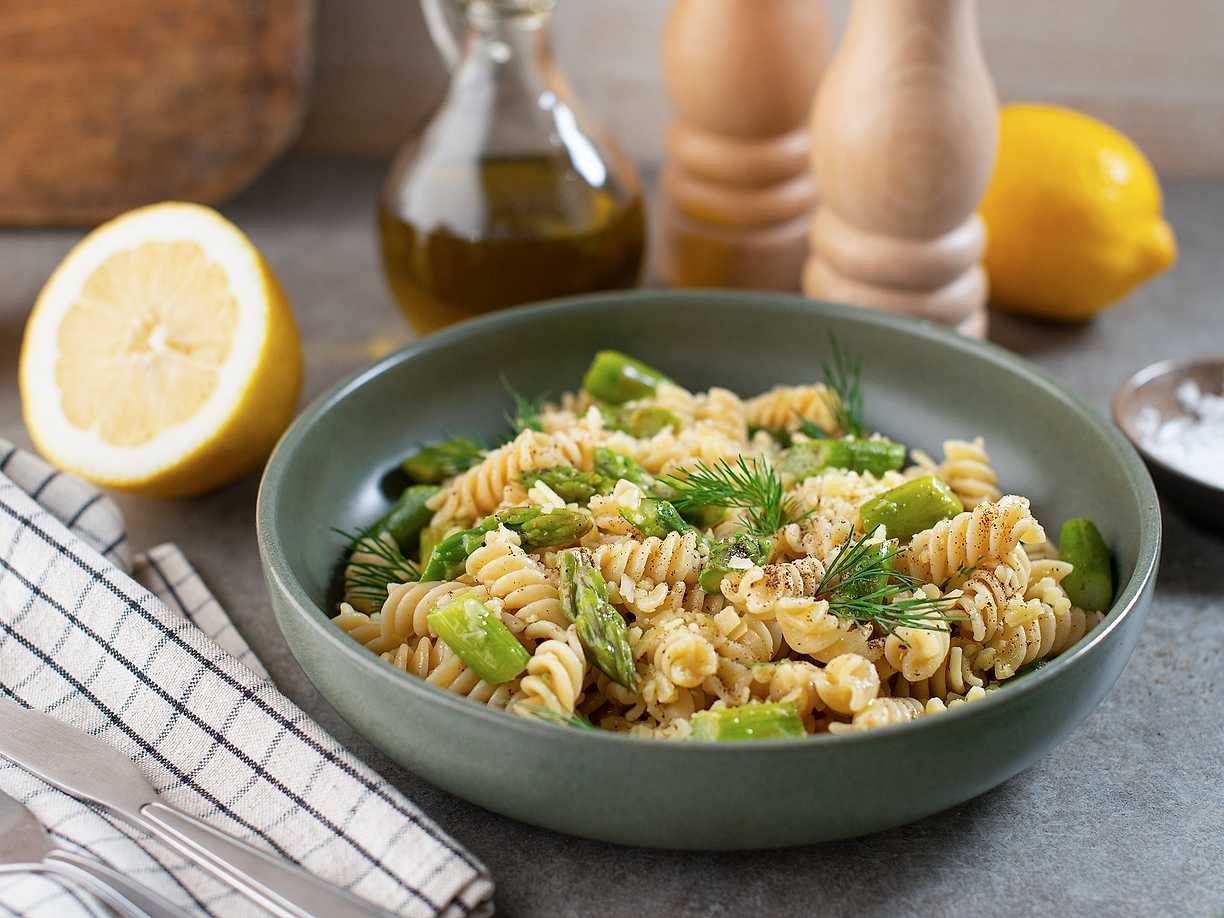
<box><xmin>0</xmin><ymin>441</ymin><xmax>493</xmax><ymax>918</ymax></box>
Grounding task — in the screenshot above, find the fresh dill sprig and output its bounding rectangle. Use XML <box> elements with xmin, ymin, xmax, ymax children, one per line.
<box><xmin>501</xmin><ymin>377</ymin><xmax>546</xmax><ymax>439</ymax></box>
<box><xmin>335</xmin><ymin>528</ymin><xmax>419</xmax><ymax>605</ymax></box>
<box><xmin>823</xmin><ymin>335</ymin><xmax>865</xmax><ymax>438</ymax></box>
<box><xmin>814</xmin><ymin>532</ymin><xmax>965</xmax><ymax>633</ymax></box>
<box><xmin>511</xmin><ymin>702</ymin><xmax>597</xmax><ymax>730</ymax></box>
<box><xmin>661</xmin><ymin>456</ymin><xmax>802</xmax><ymax>538</ymax></box>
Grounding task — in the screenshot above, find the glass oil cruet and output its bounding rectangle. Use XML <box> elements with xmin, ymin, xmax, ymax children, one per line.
<box><xmin>380</xmin><ymin>0</ymin><xmax>647</xmax><ymax>333</ymax></box>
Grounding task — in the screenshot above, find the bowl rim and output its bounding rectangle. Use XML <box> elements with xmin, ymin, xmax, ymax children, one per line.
<box><xmin>257</xmin><ymin>290</ymin><xmax>1161</xmax><ymax>752</ymax></box>
<box><xmin>1112</xmin><ymin>353</ymin><xmax>1224</xmax><ymax>496</ymax></box>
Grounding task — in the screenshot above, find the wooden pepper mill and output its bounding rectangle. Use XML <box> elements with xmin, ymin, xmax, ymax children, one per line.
<box><xmin>656</xmin><ymin>0</ymin><xmax>828</xmax><ymax>290</ymax></box>
<box><xmin>803</xmin><ymin>0</ymin><xmax>998</xmax><ymax>337</ymax></box>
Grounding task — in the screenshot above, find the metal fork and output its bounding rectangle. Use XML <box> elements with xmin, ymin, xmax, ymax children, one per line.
<box><xmin>0</xmin><ymin>787</ymin><xmax>187</xmax><ymax>918</ymax></box>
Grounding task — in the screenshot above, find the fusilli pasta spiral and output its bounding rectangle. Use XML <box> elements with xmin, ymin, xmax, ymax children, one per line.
<box><xmin>828</xmin><ymin>697</ymin><xmax>925</xmax><ymax>733</ymax></box>
<box><xmin>380</xmin><ymin>580</ymin><xmax>493</xmax><ymax>643</ymax></box>
<box><xmin>902</xmin><ymin>495</ymin><xmax>1046</xmax><ymax>585</ymax></box>
<box><xmin>938</xmin><ymin>437</ymin><xmax>1002</xmax><ymax>509</ymax></box>
<box><xmin>343</xmin><ymin>531</ymin><xmax>415</xmax><ymax>613</ymax></box>
<box><xmin>694</xmin><ymin>387</ymin><xmax>749</xmax><ymax>442</ymax></box>
<box><xmin>814</xmin><ymin>653</ymin><xmax>880</xmax><ymax>715</ymax></box>
<box><xmin>593</xmin><ymin>530</ymin><xmax>705</xmax><ymax>588</ymax></box>
<box><xmin>654</xmin><ymin>624</ymin><xmax>720</xmax><ymax>689</ymax></box>
<box><xmin>333</xmin><ymin>603</ymin><xmax>401</xmax><ymax>655</ymax></box>
<box><xmin>383</xmin><ymin>636</ymin><xmax>517</xmax><ymax>707</ymax></box>
<box><xmin>721</xmin><ymin>556</ymin><xmax>826</xmax><ymax>619</ymax></box>
<box><xmin>514</xmin><ymin>625</ymin><xmax>586</xmax><ymax>715</ymax></box>
<box><xmin>746</xmin><ymin>384</ymin><xmax>841</xmax><ymax>436</ymax></box>
<box><xmin>465</xmin><ymin>528</ymin><xmax>566</xmax><ymax>628</ymax></box>
<box><xmin>430</xmin><ymin>429</ymin><xmax>593</xmax><ymax>523</ymax></box>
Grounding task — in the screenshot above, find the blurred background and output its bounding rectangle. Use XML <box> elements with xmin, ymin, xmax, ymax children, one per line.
<box><xmin>2</xmin><ymin>0</ymin><xmax>1219</xmax><ymax>513</ymax></box>
<box><xmin>302</xmin><ymin>0</ymin><xmax>1224</xmax><ymax>176</ymax></box>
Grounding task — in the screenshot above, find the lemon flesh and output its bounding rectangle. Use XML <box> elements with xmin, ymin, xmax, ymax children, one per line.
<box><xmin>20</xmin><ymin>203</ymin><xmax>303</xmax><ymax>497</ymax></box>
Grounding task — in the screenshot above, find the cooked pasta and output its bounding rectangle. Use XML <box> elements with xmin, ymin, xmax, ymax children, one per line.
<box><xmin>901</xmin><ymin>495</ymin><xmax>1046</xmax><ymax>586</ymax></box>
<box><xmin>513</xmin><ymin>626</ymin><xmax>586</xmax><ymax>716</ymax></box>
<box><xmin>379</xmin><ymin>580</ymin><xmax>491</xmax><ymax>643</ymax></box>
<box><xmin>429</xmin><ymin>429</ymin><xmax>593</xmax><ymax>524</ymax></box>
<box><xmin>653</xmin><ymin>624</ymin><xmax>719</xmax><ymax>689</ymax></box>
<box><xmin>721</xmin><ymin>556</ymin><xmax>826</xmax><ymax>619</ymax></box>
<box><xmin>465</xmin><ymin>527</ymin><xmax>567</xmax><ymax>628</ymax></box>
<box><xmin>745</xmin><ymin>383</ymin><xmax>841</xmax><ymax>436</ymax></box>
<box><xmin>328</xmin><ymin>350</ymin><xmax>1113</xmax><ymax>740</ymax></box>
<box><xmin>827</xmin><ymin>696</ymin><xmax>925</xmax><ymax>733</ymax></box>
<box><xmin>592</xmin><ymin>530</ymin><xmax>705</xmax><ymax>588</ymax></box>
<box><xmin>814</xmin><ymin>653</ymin><xmax>880</xmax><ymax>716</ymax></box>
<box><xmin>936</xmin><ymin>437</ymin><xmax>1002</xmax><ymax>509</ymax></box>
<box><xmin>884</xmin><ymin>594</ymin><xmax>953</xmax><ymax>683</ymax></box>
<box><xmin>334</xmin><ymin>603</ymin><xmax>402</xmax><ymax>655</ymax></box>
<box><xmin>343</xmin><ymin>532</ymin><xmax>416</xmax><ymax>613</ymax></box>
<box><xmin>383</xmin><ymin>636</ymin><xmax>517</xmax><ymax>707</ymax></box>
<box><xmin>764</xmin><ymin>660</ymin><xmax>826</xmax><ymax>725</ymax></box>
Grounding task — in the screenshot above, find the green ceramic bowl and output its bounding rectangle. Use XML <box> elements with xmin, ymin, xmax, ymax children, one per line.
<box><xmin>257</xmin><ymin>291</ymin><xmax>1159</xmax><ymax>849</ymax></box>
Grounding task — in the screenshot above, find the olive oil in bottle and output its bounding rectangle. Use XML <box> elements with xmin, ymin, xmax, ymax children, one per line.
<box><xmin>380</xmin><ymin>0</ymin><xmax>646</xmax><ymax>334</ymax></box>
<box><xmin>380</xmin><ymin>156</ymin><xmax>645</xmax><ymax>333</ymax></box>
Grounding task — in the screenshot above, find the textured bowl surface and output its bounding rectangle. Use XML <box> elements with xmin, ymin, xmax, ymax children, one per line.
<box><xmin>257</xmin><ymin>291</ymin><xmax>1160</xmax><ymax>849</ymax></box>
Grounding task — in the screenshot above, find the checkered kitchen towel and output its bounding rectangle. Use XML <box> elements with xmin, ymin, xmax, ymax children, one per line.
<box><xmin>0</xmin><ymin>442</ymin><xmax>494</xmax><ymax>918</ymax></box>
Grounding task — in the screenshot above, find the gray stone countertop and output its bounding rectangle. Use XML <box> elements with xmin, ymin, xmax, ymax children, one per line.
<box><xmin>0</xmin><ymin>158</ymin><xmax>1220</xmax><ymax>917</ymax></box>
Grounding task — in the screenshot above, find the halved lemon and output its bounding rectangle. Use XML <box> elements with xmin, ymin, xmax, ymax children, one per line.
<box><xmin>20</xmin><ymin>202</ymin><xmax>303</xmax><ymax>497</ymax></box>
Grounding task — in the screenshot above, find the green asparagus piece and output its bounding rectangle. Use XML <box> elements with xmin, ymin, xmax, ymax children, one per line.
<box><xmin>513</xmin><ymin>507</ymin><xmax>593</xmax><ymax>551</ymax></box>
<box><xmin>559</xmin><ymin>550</ymin><xmax>580</xmax><ymax>624</ymax></box>
<box><xmin>619</xmin><ymin>498</ymin><xmax>692</xmax><ymax>538</ymax></box>
<box><xmin>698</xmin><ymin>534</ymin><xmax>772</xmax><ymax>593</ymax></box>
<box><xmin>400</xmin><ymin>436</ymin><xmax>485</xmax><ymax>483</ymax></box>
<box><xmin>615</xmin><ymin>405</ymin><xmax>682</xmax><ymax>438</ymax></box>
<box><xmin>832</xmin><ymin>539</ymin><xmax>896</xmax><ymax>601</ymax></box>
<box><xmin>691</xmin><ymin>702</ymin><xmax>805</xmax><ymax>741</ymax></box>
<box><xmin>427</xmin><ymin>592</ymin><xmax>530</xmax><ymax>684</ymax></box>
<box><xmin>782</xmin><ymin>437</ymin><xmax>906</xmax><ymax>480</ymax></box>
<box><xmin>560</xmin><ymin>550</ymin><xmax>638</xmax><ymax>689</ymax></box>
<box><xmin>365</xmin><ymin>484</ymin><xmax>440</xmax><ymax>553</ymax></box>
<box><xmin>859</xmin><ymin>475</ymin><xmax>963</xmax><ymax>540</ymax></box>
<box><xmin>420</xmin><ymin>508</ymin><xmax>592</xmax><ymax>581</ymax></box>
<box><xmin>1058</xmin><ymin>518</ymin><xmax>1114</xmax><ymax>612</ymax></box>
<box><xmin>419</xmin><ymin>521</ymin><xmax>458</xmax><ymax>564</ymax></box>
<box><xmin>582</xmin><ymin>351</ymin><xmax>669</xmax><ymax>404</ymax></box>
<box><xmin>594</xmin><ymin>447</ymin><xmax>653</xmax><ymax>488</ymax></box>
<box><xmin>420</xmin><ymin>521</ymin><xmax>495</xmax><ymax>581</ymax></box>
<box><xmin>519</xmin><ymin>466</ymin><xmax>609</xmax><ymax>503</ymax></box>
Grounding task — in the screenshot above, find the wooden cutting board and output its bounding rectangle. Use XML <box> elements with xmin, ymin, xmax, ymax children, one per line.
<box><xmin>0</xmin><ymin>0</ymin><xmax>314</xmax><ymax>226</ymax></box>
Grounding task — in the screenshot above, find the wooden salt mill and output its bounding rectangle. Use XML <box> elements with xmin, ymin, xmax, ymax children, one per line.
<box><xmin>803</xmin><ymin>0</ymin><xmax>998</xmax><ymax>337</ymax></box>
<box><xmin>656</xmin><ymin>0</ymin><xmax>828</xmax><ymax>290</ymax></box>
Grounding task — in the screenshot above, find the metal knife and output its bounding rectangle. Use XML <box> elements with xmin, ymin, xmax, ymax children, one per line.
<box><xmin>0</xmin><ymin>700</ymin><xmax>393</xmax><ymax>918</ymax></box>
<box><xmin>0</xmin><ymin>786</ymin><xmax>187</xmax><ymax>918</ymax></box>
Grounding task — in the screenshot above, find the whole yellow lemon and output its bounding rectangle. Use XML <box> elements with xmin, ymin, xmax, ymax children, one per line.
<box><xmin>980</xmin><ymin>104</ymin><xmax>1176</xmax><ymax>321</ymax></box>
